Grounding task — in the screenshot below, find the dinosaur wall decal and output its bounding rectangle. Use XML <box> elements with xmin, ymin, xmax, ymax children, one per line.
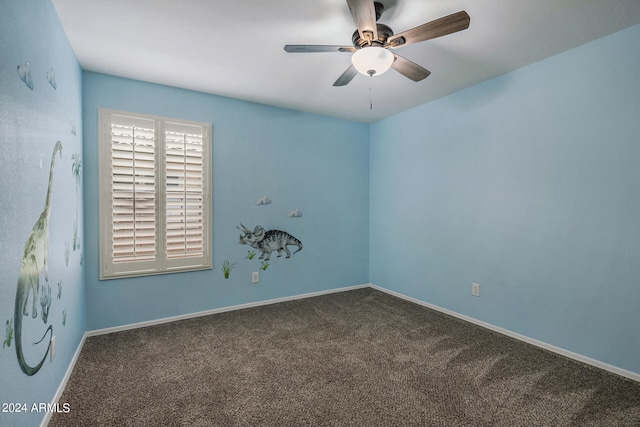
<box><xmin>13</xmin><ymin>141</ymin><xmax>61</xmax><ymax>376</ymax></box>
<box><xmin>237</xmin><ymin>224</ymin><xmax>303</xmax><ymax>261</ymax></box>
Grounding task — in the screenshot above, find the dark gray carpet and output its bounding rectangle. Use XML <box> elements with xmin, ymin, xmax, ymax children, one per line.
<box><xmin>50</xmin><ymin>288</ymin><xmax>640</xmax><ymax>426</ymax></box>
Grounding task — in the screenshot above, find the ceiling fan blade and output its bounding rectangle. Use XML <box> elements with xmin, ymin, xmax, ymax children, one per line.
<box><xmin>284</xmin><ymin>45</ymin><xmax>356</xmax><ymax>53</ymax></box>
<box><xmin>391</xmin><ymin>54</ymin><xmax>431</xmax><ymax>82</ymax></box>
<box><xmin>333</xmin><ymin>64</ymin><xmax>358</xmax><ymax>86</ymax></box>
<box><xmin>346</xmin><ymin>0</ymin><xmax>378</xmax><ymax>44</ymax></box>
<box><xmin>387</xmin><ymin>11</ymin><xmax>470</xmax><ymax>48</ymax></box>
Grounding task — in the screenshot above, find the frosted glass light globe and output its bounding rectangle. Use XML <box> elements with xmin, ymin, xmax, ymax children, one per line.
<box><xmin>351</xmin><ymin>47</ymin><xmax>394</xmax><ymax>76</ymax></box>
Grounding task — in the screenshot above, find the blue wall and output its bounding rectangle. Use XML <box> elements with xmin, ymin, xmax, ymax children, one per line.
<box><xmin>370</xmin><ymin>24</ymin><xmax>640</xmax><ymax>374</ymax></box>
<box><xmin>82</xmin><ymin>73</ymin><xmax>370</xmax><ymax>330</ymax></box>
<box><xmin>0</xmin><ymin>0</ymin><xmax>85</xmax><ymax>426</ymax></box>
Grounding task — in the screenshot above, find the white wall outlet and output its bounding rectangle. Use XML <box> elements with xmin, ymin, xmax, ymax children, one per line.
<box><xmin>251</xmin><ymin>272</ymin><xmax>259</xmax><ymax>283</ymax></box>
<box><xmin>50</xmin><ymin>336</ymin><xmax>56</xmax><ymax>361</ymax></box>
<box><xmin>472</xmin><ymin>283</ymin><xmax>480</xmax><ymax>297</ymax></box>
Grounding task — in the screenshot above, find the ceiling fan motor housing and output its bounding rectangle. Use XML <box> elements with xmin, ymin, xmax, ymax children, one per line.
<box><xmin>352</xmin><ymin>23</ymin><xmax>394</xmax><ymax>48</ymax></box>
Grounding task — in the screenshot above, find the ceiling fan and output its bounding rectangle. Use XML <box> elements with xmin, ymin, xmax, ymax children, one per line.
<box><xmin>284</xmin><ymin>0</ymin><xmax>470</xmax><ymax>86</ymax></box>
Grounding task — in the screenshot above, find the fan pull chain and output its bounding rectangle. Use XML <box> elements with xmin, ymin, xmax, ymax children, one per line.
<box><xmin>369</xmin><ymin>76</ymin><xmax>373</xmax><ymax>110</ymax></box>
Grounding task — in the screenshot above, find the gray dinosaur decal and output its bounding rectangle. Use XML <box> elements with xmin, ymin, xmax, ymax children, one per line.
<box><xmin>14</xmin><ymin>141</ymin><xmax>61</xmax><ymax>375</ymax></box>
<box><xmin>238</xmin><ymin>224</ymin><xmax>302</xmax><ymax>261</ymax></box>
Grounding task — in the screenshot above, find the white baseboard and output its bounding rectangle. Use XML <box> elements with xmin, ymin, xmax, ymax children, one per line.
<box><xmin>86</xmin><ymin>284</ymin><xmax>370</xmax><ymax>337</ymax></box>
<box><xmin>41</xmin><ymin>333</ymin><xmax>87</xmax><ymax>427</ymax></box>
<box><xmin>368</xmin><ymin>283</ymin><xmax>640</xmax><ymax>383</ymax></box>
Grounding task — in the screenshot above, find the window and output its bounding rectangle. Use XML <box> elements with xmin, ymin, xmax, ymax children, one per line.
<box><xmin>99</xmin><ymin>109</ymin><xmax>212</xmax><ymax>279</ymax></box>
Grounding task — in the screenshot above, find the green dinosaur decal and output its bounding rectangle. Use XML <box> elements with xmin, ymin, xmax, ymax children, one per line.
<box><xmin>13</xmin><ymin>141</ymin><xmax>61</xmax><ymax>375</ymax></box>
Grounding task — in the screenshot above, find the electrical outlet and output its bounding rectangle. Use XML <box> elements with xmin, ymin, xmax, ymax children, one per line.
<box><xmin>251</xmin><ymin>272</ymin><xmax>259</xmax><ymax>283</ymax></box>
<box><xmin>50</xmin><ymin>336</ymin><xmax>56</xmax><ymax>361</ymax></box>
<box><xmin>472</xmin><ymin>283</ymin><xmax>480</xmax><ymax>297</ymax></box>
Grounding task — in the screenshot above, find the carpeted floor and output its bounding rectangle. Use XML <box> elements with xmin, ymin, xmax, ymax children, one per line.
<box><xmin>50</xmin><ymin>288</ymin><xmax>640</xmax><ymax>426</ymax></box>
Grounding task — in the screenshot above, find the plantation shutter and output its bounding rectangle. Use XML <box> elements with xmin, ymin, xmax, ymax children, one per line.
<box><xmin>99</xmin><ymin>109</ymin><xmax>212</xmax><ymax>279</ymax></box>
<box><xmin>164</xmin><ymin>122</ymin><xmax>206</xmax><ymax>259</ymax></box>
<box><xmin>110</xmin><ymin>115</ymin><xmax>157</xmax><ymax>263</ymax></box>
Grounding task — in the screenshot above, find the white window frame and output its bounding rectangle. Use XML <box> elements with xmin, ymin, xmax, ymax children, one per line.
<box><xmin>98</xmin><ymin>108</ymin><xmax>212</xmax><ymax>279</ymax></box>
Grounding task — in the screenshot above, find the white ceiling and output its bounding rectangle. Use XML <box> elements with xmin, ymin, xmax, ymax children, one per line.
<box><xmin>52</xmin><ymin>0</ymin><xmax>640</xmax><ymax>123</ymax></box>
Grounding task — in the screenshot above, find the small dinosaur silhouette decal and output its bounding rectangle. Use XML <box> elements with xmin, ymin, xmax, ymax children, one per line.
<box><xmin>13</xmin><ymin>141</ymin><xmax>61</xmax><ymax>375</ymax></box>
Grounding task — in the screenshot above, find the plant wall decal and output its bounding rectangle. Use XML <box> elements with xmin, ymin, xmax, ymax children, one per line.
<box><xmin>221</xmin><ymin>259</ymin><xmax>237</xmax><ymax>279</ymax></box>
<box><xmin>3</xmin><ymin>319</ymin><xmax>13</xmax><ymax>349</ymax></box>
<box><xmin>71</xmin><ymin>151</ymin><xmax>82</xmax><ymax>251</ymax></box>
<box><xmin>17</xmin><ymin>62</ymin><xmax>33</xmax><ymax>90</ymax></box>
<box><xmin>46</xmin><ymin>68</ymin><xmax>57</xmax><ymax>89</ymax></box>
<box><xmin>39</xmin><ymin>284</ymin><xmax>52</xmax><ymax>324</ymax></box>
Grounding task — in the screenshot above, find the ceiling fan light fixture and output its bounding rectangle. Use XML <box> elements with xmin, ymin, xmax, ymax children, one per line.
<box><xmin>351</xmin><ymin>46</ymin><xmax>394</xmax><ymax>77</ymax></box>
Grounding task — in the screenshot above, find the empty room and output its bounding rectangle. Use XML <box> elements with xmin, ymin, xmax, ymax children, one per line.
<box><xmin>1</xmin><ymin>0</ymin><xmax>639</xmax><ymax>425</ymax></box>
